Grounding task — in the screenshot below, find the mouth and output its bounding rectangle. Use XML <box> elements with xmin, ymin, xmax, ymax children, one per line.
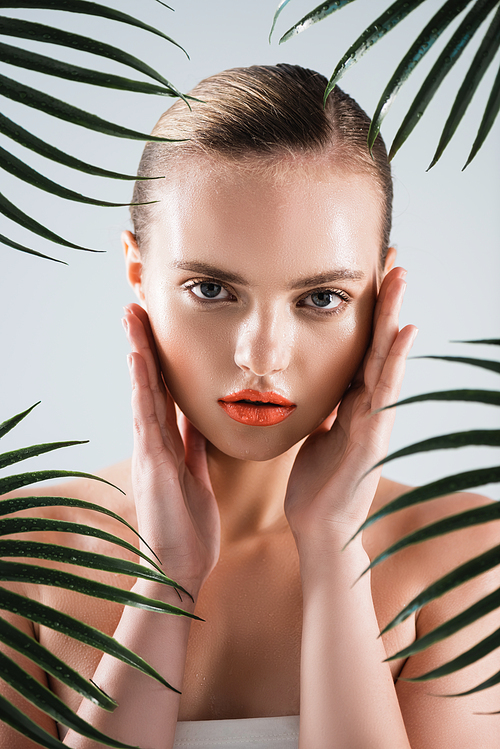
<box><xmin>218</xmin><ymin>389</ymin><xmax>296</xmax><ymax>426</ymax></box>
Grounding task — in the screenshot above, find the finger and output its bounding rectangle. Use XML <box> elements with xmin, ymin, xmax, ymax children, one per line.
<box><xmin>124</xmin><ymin>309</ymin><xmax>184</xmax><ymax>461</ymax></box>
<box><xmin>126</xmin><ymin>303</ymin><xmax>162</xmax><ymax>374</ymax></box>
<box><xmin>364</xmin><ymin>274</ymin><xmax>407</xmax><ymax>395</ymax></box>
<box><xmin>371</xmin><ymin>324</ymin><xmax>418</xmax><ymax>414</ymax></box>
<box><xmin>178</xmin><ymin>414</ymin><xmax>212</xmax><ymax>492</ymax></box>
<box><xmin>128</xmin><ymin>352</ymin><xmax>174</xmax><ymax>473</ymax></box>
<box><xmin>123</xmin><ymin>305</ymin><xmax>162</xmax><ymax>396</ymax></box>
<box><xmin>350</xmin><ymin>268</ymin><xmax>406</xmax><ymax>390</ymax></box>
<box><xmin>372</xmin><ymin>266</ymin><xmax>406</xmax><ymax>331</ymax></box>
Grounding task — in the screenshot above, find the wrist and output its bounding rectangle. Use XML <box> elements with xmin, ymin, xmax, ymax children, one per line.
<box><xmin>296</xmin><ymin>533</ymin><xmax>370</xmax><ymax>585</ymax></box>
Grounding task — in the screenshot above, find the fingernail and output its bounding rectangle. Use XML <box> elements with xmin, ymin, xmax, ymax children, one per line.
<box><xmin>401</xmin><ymin>268</ymin><xmax>407</xmax><ymax>278</ymax></box>
<box><xmin>122</xmin><ymin>317</ymin><xmax>129</xmax><ymax>334</ymax></box>
<box><xmin>127</xmin><ymin>353</ymin><xmax>133</xmax><ymax>370</ymax></box>
<box><xmin>411</xmin><ymin>327</ymin><xmax>419</xmax><ymax>345</ymax></box>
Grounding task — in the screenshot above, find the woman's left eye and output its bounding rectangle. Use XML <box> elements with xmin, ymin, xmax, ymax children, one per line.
<box><xmin>188</xmin><ymin>282</ymin><xmax>231</xmax><ymax>300</ymax></box>
<box><xmin>300</xmin><ymin>290</ymin><xmax>346</xmax><ymax>311</ymax></box>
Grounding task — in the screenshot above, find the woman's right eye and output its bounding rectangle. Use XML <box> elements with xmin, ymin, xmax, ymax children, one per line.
<box><xmin>188</xmin><ymin>282</ymin><xmax>231</xmax><ymax>301</ymax></box>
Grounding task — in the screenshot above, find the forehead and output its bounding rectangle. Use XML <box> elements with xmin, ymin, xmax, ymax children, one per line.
<box><xmin>147</xmin><ymin>156</ymin><xmax>383</xmax><ymax>282</ymax></box>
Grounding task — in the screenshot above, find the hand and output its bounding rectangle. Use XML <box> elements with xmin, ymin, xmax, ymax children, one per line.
<box><xmin>123</xmin><ymin>304</ymin><xmax>221</xmax><ymax>598</ymax></box>
<box><xmin>284</xmin><ymin>268</ymin><xmax>417</xmax><ymax>550</ymax></box>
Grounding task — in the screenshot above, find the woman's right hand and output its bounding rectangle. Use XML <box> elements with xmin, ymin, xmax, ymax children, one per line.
<box><xmin>123</xmin><ymin>303</ymin><xmax>220</xmax><ymax>601</ymax></box>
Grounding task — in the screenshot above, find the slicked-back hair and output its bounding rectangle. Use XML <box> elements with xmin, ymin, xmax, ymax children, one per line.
<box><xmin>130</xmin><ymin>64</ymin><xmax>393</xmax><ymax>264</ymax></box>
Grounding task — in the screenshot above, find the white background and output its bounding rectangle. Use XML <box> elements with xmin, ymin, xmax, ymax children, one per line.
<box><xmin>0</xmin><ymin>0</ymin><xmax>499</xmax><ymax>497</ymax></box>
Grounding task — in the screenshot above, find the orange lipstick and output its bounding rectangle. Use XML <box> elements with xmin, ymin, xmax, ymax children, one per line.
<box><xmin>218</xmin><ymin>389</ymin><xmax>296</xmax><ymax>426</ymax></box>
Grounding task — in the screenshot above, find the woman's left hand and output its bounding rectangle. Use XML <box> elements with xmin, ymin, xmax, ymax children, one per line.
<box><xmin>284</xmin><ymin>267</ymin><xmax>417</xmax><ymax>550</ymax></box>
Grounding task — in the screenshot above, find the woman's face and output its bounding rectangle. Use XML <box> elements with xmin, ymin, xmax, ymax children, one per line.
<box><xmin>126</xmin><ymin>157</ymin><xmax>393</xmax><ymax>461</ymax></box>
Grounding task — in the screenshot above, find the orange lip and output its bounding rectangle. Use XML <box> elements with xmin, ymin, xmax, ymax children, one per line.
<box><xmin>218</xmin><ymin>390</ymin><xmax>296</xmax><ymax>426</ymax></box>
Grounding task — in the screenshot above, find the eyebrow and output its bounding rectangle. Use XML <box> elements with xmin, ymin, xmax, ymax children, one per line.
<box><xmin>170</xmin><ymin>261</ymin><xmax>365</xmax><ymax>289</ymax></box>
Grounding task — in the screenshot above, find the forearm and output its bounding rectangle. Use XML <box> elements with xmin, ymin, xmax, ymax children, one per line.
<box><xmin>298</xmin><ymin>538</ymin><xmax>411</xmax><ymax>749</ymax></box>
<box><xmin>64</xmin><ymin>580</ymin><xmax>196</xmax><ymax>749</ymax></box>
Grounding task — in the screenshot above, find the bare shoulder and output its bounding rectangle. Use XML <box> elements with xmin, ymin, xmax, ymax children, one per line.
<box><xmin>369</xmin><ymin>475</ymin><xmax>500</xmax><ymax>579</ymax></box>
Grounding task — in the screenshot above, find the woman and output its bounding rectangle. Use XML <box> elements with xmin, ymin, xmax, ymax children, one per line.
<box><xmin>1</xmin><ymin>65</ymin><xmax>498</xmax><ymax>749</ymax></box>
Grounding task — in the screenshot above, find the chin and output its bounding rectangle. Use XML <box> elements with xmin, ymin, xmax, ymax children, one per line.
<box><xmin>200</xmin><ymin>418</ymin><xmax>311</xmax><ymax>463</ymax></box>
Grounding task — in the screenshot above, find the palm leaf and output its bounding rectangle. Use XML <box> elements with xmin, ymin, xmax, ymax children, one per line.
<box><xmin>399</xmin><ymin>626</ymin><xmax>500</xmax><ymax>683</ymax></box>
<box><xmin>0</xmin><ymin>145</ymin><xmax>152</xmax><ymax>207</ymax></box>
<box><xmin>428</xmin><ymin>5</ymin><xmax>500</xmax><ymax>168</ymax></box>
<box><xmin>0</xmin><ymin>74</ymin><xmax>179</xmax><ymax>142</ymax></box>
<box><xmin>464</xmin><ymin>57</ymin><xmax>500</xmax><ymax>167</ymax></box>
<box><xmin>0</xmin><ymin>560</ymin><xmax>197</xmax><ymax>617</ymax></box>
<box><xmin>0</xmin><ymin>617</ymin><xmax>116</xmax><ymax>709</ymax></box>
<box><xmin>0</xmin><ymin>402</ymin><xmax>40</xmax><ymax>439</ymax></box>
<box><xmin>0</xmin><ymin>0</ymin><xmax>188</xmax><ymax>58</ymax></box>
<box><xmin>0</xmin><ymin>692</ymin><xmax>78</xmax><ymax>749</ymax></box>
<box><xmin>0</xmin><ymin>192</ymin><xmax>101</xmax><ymax>252</ymax></box>
<box><xmin>0</xmin><ymin>651</ymin><xmax>139</xmax><ymax>748</ymax></box>
<box><xmin>0</xmin><ymin>440</ymin><xmax>88</xmax><ymax>470</ymax></box>
<box><xmin>352</xmin><ymin>466</ymin><xmax>500</xmax><ymax>539</ymax></box>
<box><xmin>361</xmin><ymin>502</ymin><xmax>500</xmax><ymax>576</ymax></box>
<box><xmin>454</xmin><ymin>338</ymin><xmax>500</xmax><ymax>346</ymax></box>
<box><xmin>323</xmin><ymin>0</ymin><xmax>429</xmax><ymax>99</ymax></box>
<box><xmin>0</xmin><ymin>587</ymin><xmax>181</xmax><ymax>691</ymax></box>
<box><xmin>277</xmin><ymin>0</ymin><xmax>500</xmax><ymax>162</ymax></box>
<box><xmin>370</xmin><ymin>0</ymin><xmax>481</xmax><ymax>152</ymax></box>
<box><xmin>380</xmin><ymin>545</ymin><xmax>500</xmax><ymax>633</ymax></box>
<box><xmin>0</xmin><ymin>233</ymin><xmax>64</xmax><ymax>263</ymax></box>
<box><xmin>379</xmin><ymin>388</ymin><xmax>500</xmax><ymax>409</ymax></box>
<box><xmin>0</xmin><ymin>2</ymin><xmax>185</xmax><ymax>262</ymax></box>
<box><xmin>269</xmin><ymin>0</ymin><xmax>294</xmax><ymax>41</ymax></box>
<box><xmin>0</xmin><ymin>539</ymin><xmax>176</xmax><ymax>588</ymax></box>
<box><xmin>0</xmin><ymin>495</ymin><xmax>150</xmax><ymax>554</ymax></box>
<box><xmin>387</xmin><ymin>0</ymin><xmax>498</xmax><ymax>158</ymax></box>
<box><xmin>450</xmin><ymin>668</ymin><xmax>500</xmax><ymax>696</ymax></box>
<box><xmin>354</xmin><ymin>341</ymin><xmax>500</xmax><ymax>690</ymax></box>
<box><xmin>0</xmin><ymin>42</ymin><xmax>178</xmax><ymax>98</ymax></box>
<box><xmin>276</xmin><ymin>0</ymin><xmax>358</xmax><ymax>44</ymax></box>
<box><xmin>0</xmin><ymin>517</ymin><xmax>167</xmax><ymax>579</ymax></box>
<box><xmin>0</xmin><ymin>16</ymin><xmax>184</xmax><ymax>96</ymax></box>
<box><xmin>0</xmin><ymin>468</ymin><xmax>122</xmax><ymax>499</ymax></box>
<box><xmin>385</xmin><ymin>586</ymin><xmax>500</xmax><ymax>657</ymax></box>
<box><xmin>416</xmin><ymin>354</ymin><xmax>500</xmax><ymax>375</ymax></box>
<box><xmin>0</xmin><ymin>112</ymin><xmax>160</xmax><ymax>181</ymax></box>
<box><xmin>372</xmin><ymin>429</ymin><xmax>500</xmax><ymax>471</ymax></box>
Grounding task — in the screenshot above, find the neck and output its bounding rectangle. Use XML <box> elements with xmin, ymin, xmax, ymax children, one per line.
<box><xmin>206</xmin><ymin>441</ymin><xmax>302</xmax><ymax>546</ymax></box>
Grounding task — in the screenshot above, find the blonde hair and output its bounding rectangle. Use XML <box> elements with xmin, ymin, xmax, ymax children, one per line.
<box><xmin>131</xmin><ymin>64</ymin><xmax>393</xmax><ymax>262</ymax></box>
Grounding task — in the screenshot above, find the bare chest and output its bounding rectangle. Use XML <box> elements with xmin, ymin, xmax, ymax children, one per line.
<box><xmin>39</xmin><ymin>532</ymin><xmax>417</xmax><ymax>722</ymax></box>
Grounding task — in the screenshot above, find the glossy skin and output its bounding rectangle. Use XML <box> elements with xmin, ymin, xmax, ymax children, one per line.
<box><xmin>1</xmin><ymin>156</ymin><xmax>499</xmax><ymax>749</ymax></box>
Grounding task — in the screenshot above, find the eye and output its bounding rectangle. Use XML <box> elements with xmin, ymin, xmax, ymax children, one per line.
<box><xmin>300</xmin><ymin>289</ymin><xmax>346</xmax><ymax>311</ymax></box>
<box><xmin>188</xmin><ymin>281</ymin><xmax>231</xmax><ymax>300</ymax></box>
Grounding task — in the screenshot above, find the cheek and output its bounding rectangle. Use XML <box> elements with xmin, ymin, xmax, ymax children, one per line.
<box><xmin>147</xmin><ymin>301</ymin><xmax>232</xmax><ymax>408</ymax></box>
<box><xmin>302</xmin><ymin>297</ymin><xmax>374</xmax><ymax>420</ymax></box>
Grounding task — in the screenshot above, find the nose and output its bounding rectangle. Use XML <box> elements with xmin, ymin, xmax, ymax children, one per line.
<box><xmin>234</xmin><ymin>305</ymin><xmax>293</xmax><ymax>377</ymax></box>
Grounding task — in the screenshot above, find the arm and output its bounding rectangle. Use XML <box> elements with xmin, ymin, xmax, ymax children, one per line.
<box><xmin>63</xmin><ymin>305</ymin><xmax>220</xmax><ymax>749</ymax></box>
<box><xmin>286</xmin><ymin>267</ymin><xmax>415</xmax><ymax>747</ymax></box>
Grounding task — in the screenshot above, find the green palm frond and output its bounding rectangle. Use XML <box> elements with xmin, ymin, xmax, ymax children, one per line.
<box><xmin>349</xmin><ymin>341</ymin><xmax>500</xmax><ymax>697</ymax></box>
<box><xmin>273</xmin><ymin>0</ymin><xmax>500</xmax><ymax>166</ymax></box>
<box><xmin>0</xmin><ymin>1</ymin><xmax>187</xmax><ymax>261</ymax></box>
<box><xmin>0</xmin><ymin>404</ymin><xmax>194</xmax><ymax>745</ymax></box>
<box><xmin>0</xmin><ymin>650</ymin><xmax>138</xmax><ymax>749</ymax></box>
<box><xmin>0</xmin><ymin>1</ymin><xmax>188</xmax><ymax>56</ymax></box>
<box><xmin>0</xmin><ymin>616</ymin><xmax>116</xmax><ymax>709</ymax></box>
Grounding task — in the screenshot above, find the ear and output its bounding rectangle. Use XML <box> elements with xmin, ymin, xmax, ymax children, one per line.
<box><xmin>122</xmin><ymin>230</ymin><xmax>145</xmax><ymax>303</ymax></box>
<box><xmin>382</xmin><ymin>246</ymin><xmax>397</xmax><ymax>277</ymax></box>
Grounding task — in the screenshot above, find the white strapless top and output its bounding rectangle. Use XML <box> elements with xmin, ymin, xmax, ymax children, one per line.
<box><xmin>173</xmin><ymin>715</ymin><xmax>300</xmax><ymax>748</ymax></box>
